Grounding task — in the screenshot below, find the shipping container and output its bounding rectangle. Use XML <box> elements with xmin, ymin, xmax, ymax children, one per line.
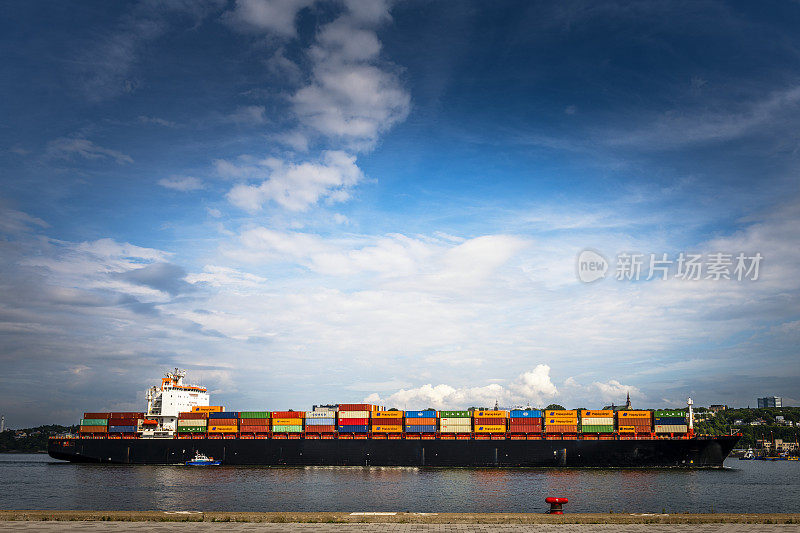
<box><xmin>306</xmin><ymin>411</ymin><xmax>337</xmax><ymax>419</ymax></box>
<box><xmin>271</xmin><ymin>425</ymin><xmax>303</xmax><ymax>433</ymax></box>
<box><xmin>239</xmin><ymin>411</ymin><xmax>271</xmax><ymax>419</ymax></box>
<box><xmin>79</xmin><ymin>426</ymin><xmax>107</xmax><ymax>433</ymax></box>
<box><xmin>192</xmin><ymin>406</ymin><xmax>224</xmax><ymax>413</ymax></box>
<box><xmin>305</xmin><ymin>418</ymin><xmax>336</xmax><ymax>425</ymax></box>
<box><xmin>270</xmin><ymin>411</ymin><xmax>305</xmax><ymax>419</ymax></box>
<box><xmin>470</xmin><ymin>417</ymin><xmax>505</xmax><ymax>425</ymax></box>
<box><xmin>617</xmin><ymin>410</ymin><xmax>651</xmax><ymax>419</ymax></box>
<box><xmin>207</xmin><ymin>425</ymin><xmax>238</xmax><ymax>433</ymax></box>
<box><xmin>238</xmin><ymin>425</ymin><xmax>270</xmax><ymax>433</ymax></box>
<box><xmin>473</xmin><ymin>410</ymin><xmax>508</xmax><ymax>418</ymax></box>
<box><xmin>83</xmin><ymin>412</ymin><xmax>110</xmax><ymax>419</ymax></box>
<box><xmin>206</xmin><ymin>418</ymin><xmax>237</xmax><ymax>425</ymax></box>
<box><xmin>338</xmin><ymin>417</ymin><xmax>369</xmax><ymax>425</ymax></box>
<box><xmin>545</xmin><ymin>410</ymin><xmax>578</xmax><ymax>418</ymax></box>
<box><xmin>580</xmin><ymin>425</ymin><xmax>615</xmax><ymax>433</ymax></box>
<box><xmin>438</xmin><ymin>411</ymin><xmax>471</xmax><ymax>418</ymax></box>
<box><xmin>208</xmin><ymin>411</ymin><xmax>239</xmax><ymax>419</ymax></box>
<box><xmin>107</xmin><ymin>425</ymin><xmax>137</xmax><ymax>433</ymax></box>
<box><xmin>370</xmin><ymin>418</ymin><xmax>402</xmax><ymax>425</ymax></box>
<box><xmin>474</xmin><ymin>425</ymin><xmax>506</xmax><ymax>433</ymax></box>
<box><xmin>178</xmin><ymin>412</ymin><xmax>207</xmax><ymax>419</ymax></box>
<box><xmin>178</xmin><ymin>419</ymin><xmax>207</xmax><ymax>427</ymax></box>
<box><xmin>337</xmin><ymin>404</ymin><xmax>373</xmax><ymax>411</ymax></box>
<box><xmin>337</xmin><ymin>425</ymin><xmax>368</xmax><ymax>433</ymax></box>
<box><xmin>404</xmin><ymin>417</ymin><xmax>436</xmax><ymax>425</ymax></box>
<box><xmin>404</xmin><ymin>425</ymin><xmax>437</xmax><ymax>433</ymax></box>
<box><xmin>304</xmin><ymin>425</ymin><xmax>335</xmax><ymax>433</ymax></box>
<box><xmin>80</xmin><ymin>418</ymin><xmax>108</xmax><ymax>426</ymax></box>
<box><xmin>545</xmin><ymin>424</ymin><xmax>578</xmax><ymax>433</ymax></box>
<box><xmin>655</xmin><ymin>424</ymin><xmax>688</xmax><ymax>433</ymax></box>
<box><xmin>272</xmin><ymin>418</ymin><xmax>305</xmax><ymax>425</ymax></box>
<box><xmin>372</xmin><ymin>410</ymin><xmax>403</xmax><ymax>418</ymax></box>
<box><xmin>110</xmin><ymin>412</ymin><xmax>145</xmax><ymax>418</ymax></box>
<box><xmin>580</xmin><ymin>410</ymin><xmax>613</xmax><ymax>418</ymax></box>
<box><xmin>510</xmin><ymin>410</ymin><xmax>542</xmax><ymax>418</ymax></box>
<box><xmin>177</xmin><ymin>426</ymin><xmax>206</xmax><ymax>433</ymax></box>
<box><xmin>618</xmin><ymin>425</ymin><xmax>636</xmax><ymax>433</ymax></box>
<box><xmin>372</xmin><ymin>426</ymin><xmax>403</xmax><ymax>433</ymax></box>
<box><xmin>654</xmin><ymin>417</ymin><xmax>686</xmax><ymax>425</ymax></box>
<box><xmin>239</xmin><ymin>418</ymin><xmax>270</xmax><ymax>426</ymax></box>
<box><xmin>108</xmin><ymin>418</ymin><xmax>138</xmax><ymax>426</ymax></box>
<box><xmin>654</xmin><ymin>410</ymin><xmax>685</xmax><ymax>417</ymax></box>
<box><xmin>405</xmin><ymin>410</ymin><xmax>436</xmax><ymax>418</ymax></box>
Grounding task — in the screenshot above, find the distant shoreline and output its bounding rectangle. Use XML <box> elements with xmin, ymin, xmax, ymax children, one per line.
<box><xmin>1</xmin><ymin>511</ymin><xmax>799</xmax><ymax>524</ymax></box>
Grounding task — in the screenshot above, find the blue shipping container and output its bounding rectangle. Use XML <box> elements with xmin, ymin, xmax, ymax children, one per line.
<box><xmin>337</xmin><ymin>425</ymin><xmax>368</xmax><ymax>433</ymax></box>
<box><xmin>107</xmin><ymin>425</ymin><xmax>137</xmax><ymax>433</ymax></box>
<box><xmin>405</xmin><ymin>410</ymin><xmax>436</xmax><ymax>418</ymax></box>
<box><xmin>510</xmin><ymin>410</ymin><xmax>542</xmax><ymax>418</ymax></box>
<box><xmin>209</xmin><ymin>411</ymin><xmax>239</xmax><ymax>419</ymax></box>
<box><xmin>404</xmin><ymin>425</ymin><xmax>437</xmax><ymax>432</ymax></box>
<box><xmin>305</xmin><ymin>418</ymin><xmax>336</xmax><ymax>426</ymax></box>
<box><xmin>654</xmin><ymin>417</ymin><xmax>685</xmax><ymax>424</ymax></box>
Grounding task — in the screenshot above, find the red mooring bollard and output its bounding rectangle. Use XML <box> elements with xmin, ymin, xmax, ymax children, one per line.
<box><xmin>545</xmin><ymin>497</ymin><xmax>569</xmax><ymax>514</ymax></box>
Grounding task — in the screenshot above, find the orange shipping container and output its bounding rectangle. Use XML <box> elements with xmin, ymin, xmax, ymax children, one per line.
<box><xmin>616</xmin><ymin>411</ymin><xmax>651</xmax><ymax>419</ymax></box>
<box><xmin>372</xmin><ymin>426</ymin><xmax>404</xmax><ymax>432</ymax></box>
<box><xmin>405</xmin><ymin>417</ymin><xmax>436</xmax><ymax>425</ymax></box>
<box><xmin>238</xmin><ymin>425</ymin><xmax>270</xmax><ymax>433</ymax></box>
<box><xmin>372</xmin><ymin>411</ymin><xmax>404</xmax><ymax>418</ymax></box>
<box><xmin>581</xmin><ymin>410</ymin><xmax>613</xmax><ymax>418</ymax></box>
<box><xmin>474</xmin><ymin>410</ymin><xmax>508</xmax><ymax>418</ymax></box>
<box><xmin>272</xmin><ymin>418</ymin><xmax>304</xmax><ymax>425</ymax></box>
<box><xmin>546</xmin><ymin>410</ymin><xmax>578</xmax><ymax>417</ymax></box>
<box><xmin>474</xmin><ymin>425</ymin><xmax>506</xmax><ymax>433</ymax></box>
<box><xmin>618</xmin><ymin>426</ymin><xmax>636</xmax><ymax>433</ymax></box>
<box><xmin>207</xmin><ymin>425</ymin><xmax>238</xmax><ymax>433</ymax></box>
<box><xmin>192</xmin><ymin>406</ymin><xmax>224</xmax><ymax>413</ymax></box>
<box><xmin>79</xmin><ymin>426</ymin><xmax>106</xmax><ymax>433</ymax></box>
<box><xmin>546</xmin><ymin>424</ymin><xmax>578</xmax><ymax>432</ymax></box>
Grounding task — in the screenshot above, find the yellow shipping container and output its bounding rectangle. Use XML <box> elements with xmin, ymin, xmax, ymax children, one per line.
<box><xmin>473</xmin><ymin>410</ymin><xmax>508</xmax><ymax>418</ymax></box>
<box><xmin>372</xmin><ymin>411</ymin><xmax>404</xmax><ymax>419</ymax></box>
<box><xmin>372</xmin><ymin>425</ymin><xmax>404</xmax><ymax>432</ymax></box>
<box><xmin>546</xmin><ymin>410</ymin><xmax>577</xmax><ymax>418</ymax></box>
<box><xmin>581</xmin><ymin>410</ymin><xmax>613</xmax><ymax>418</ymax></box>
<box><xmin>272</xmin><ymin>418</ymin><xmax>304</xmax><ymax>425</ymax></box>
<box><xmin>616</xmin><ymin>411</ymin><xmax>651</xmax><ymax>419</ymax></box>
<box><xmin>192</xmin><ymin>406</ymin><xmax>224</xmax><ymax>413</ymax></box>
<box><xmin>618</xmin><ymin>425</ymin><xmax>636</xmax><ymax>433</ymax></box>
<box><xmin>474</xmin><ymin>425</ymin><xmax>506</xmax><ymax>432</ymax></box>
<box><xmin>207</xmin><ymin>425</ymin><xmax>237</xmax><ymax>433</ymax></box>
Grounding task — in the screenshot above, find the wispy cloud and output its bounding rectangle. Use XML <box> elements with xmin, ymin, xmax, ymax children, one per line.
<box><xmin>158</xmin><ymin>176</ymin><xmax>205</xmax><ymax>191</ymax></box>
<box><xmin>47</xmin><ymin>137</ymin><xmax>133</xmax><ymax>164</ymax></box>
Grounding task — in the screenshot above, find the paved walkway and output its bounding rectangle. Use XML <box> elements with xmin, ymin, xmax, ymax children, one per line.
<box><xmin>0</xmin><ymin>523</ymin><xmax>798</xmax><ymax>533</ymax></box>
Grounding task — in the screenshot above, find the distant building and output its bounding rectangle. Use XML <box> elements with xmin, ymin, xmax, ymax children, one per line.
<box><xmin>709</xmin><ymin>405</ymin><xmax>728</xmax><ymax>413</ymax></box>
<box><xmin>758</xmin><ymin>396</ymin><xmax>782</xmax><ymax>408</ymax></box>
<box><xmin>603</xmin><ymin>392</ymin><xmax>633</xmax><ymax>412</ymax></box>
<box><xmin>733</xmin><ymin>419</ymin><xmax>744</xmax><ymax>425</ymax></box>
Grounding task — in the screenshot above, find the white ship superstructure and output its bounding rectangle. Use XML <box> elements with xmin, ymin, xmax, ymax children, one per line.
<box><xmin>144</xmin><ymin>369</ymin><xmax>209</xmax><ymax>437</ymax></box>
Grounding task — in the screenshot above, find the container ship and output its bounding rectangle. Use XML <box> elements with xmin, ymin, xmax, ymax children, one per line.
<box><xmin>49</xmin><ymin>369</ymin><xmax>739</xmax><ymax>467</ymax></box>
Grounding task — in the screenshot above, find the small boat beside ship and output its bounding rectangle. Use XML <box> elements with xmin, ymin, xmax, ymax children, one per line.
<box><xmin>185</xmin><ymin>452</ymin><xmax>220</xmax><ymax>466</ymax></box>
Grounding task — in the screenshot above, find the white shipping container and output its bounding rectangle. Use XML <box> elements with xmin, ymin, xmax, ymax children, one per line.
<box><xmin>178</xmin><ymin>419</ymin><xmax>207</xmax><ymax>427</ymax></box>
<box><xmin>581</xmin><ymin>417</ymin><xmax>614</xmax><ymax>425</ymax></box>
<box><xmin>440</xmin><ymin>417</ymin><xmax>471</xmax><ymax>424</ymax></box>
<box><xmin>307</xmin><ymin>411</ymin><xmax>337</xmax><ymax>418</ymax></box>
<box><xmin>654</xmin><ymin>424</ymin><xmax>688</xmax><ymax>433</ymax></box>
<box><xmin>338</xmin><ymin>410</ymin><xmax>370</xmax><ymax>418</ymax></box>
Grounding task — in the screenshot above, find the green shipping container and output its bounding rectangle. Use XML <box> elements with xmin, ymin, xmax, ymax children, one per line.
<box><xmin>438</xmin><ymin>411</ymin><xmax>471</xmax><ymax>418</ymax></box>
<box><xmin>177</xmin><ymin>426</ymin><xmax>206</xmax><ymax>433</ymax></box>
<box><xmin>654</xmin><ymin>410</ymin><xmax>685</xmax><ymax>417</ymax></box>
<box><xmin>580</xmin><ymin>424</ymin><xmax>615</xmax><ymax>433</ymax></box>
<box><xmin>239</xmin><ymin>411</ymin><xmax>271</xmax><ymax>419</ymax></box>
<box><xmin>272</xmin><ymin>425</ymin><xmax>303</xmax><ymax>432</ymax></box>
<box><xmin>80</xmin><ymin>418</ymin><xmax>108</xmax><ymax>426</ymax></box>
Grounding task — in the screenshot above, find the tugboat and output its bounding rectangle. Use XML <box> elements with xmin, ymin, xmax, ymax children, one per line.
<box><xmin>739</xmin><ymin>448</ymin><xmax>755</xmax><ymax>460</ymax></box>
<box><xmin>185</xmin><ymin>452</ymin><xmax>220</xmax><ymax>466</ymax></box>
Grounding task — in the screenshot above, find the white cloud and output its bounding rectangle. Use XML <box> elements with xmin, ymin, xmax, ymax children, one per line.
<box><xmin>47</xmin><ymin>137</ymin><xmax>133</xmax><ymax>164</ymax></box>
<box><xmin>186</xmin><ymin>265</ymin><xmax>267</xmax><ymax>288</ymax></box>
<box><xmin>226</xmin><ymin>151</ymin><xmax>364</xmax><ymax>212</ymax></box>
<box><xmin>158</xmin><ymin>176</ymin><xmax>204</xmax><ymax>191</ymax></box>
<box><xmin>222</xmin><ymin>0</ymin><xmax>313</xmax><ymax>37</ymax></box>
<box><xmin>225</xmin><ymin>105</ymin><xmax>268</xmax><ymax>125</ymax></box>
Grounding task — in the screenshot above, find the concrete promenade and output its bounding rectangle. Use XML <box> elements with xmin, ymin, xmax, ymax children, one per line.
<box><xmin>1</xmin><ymin>512</ymin><xmax>799</xmax><ymax>531</ymax></box>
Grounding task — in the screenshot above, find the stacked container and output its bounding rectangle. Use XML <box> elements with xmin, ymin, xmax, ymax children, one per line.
<box><xmin>438</xmin><ymin>411</ymin><xmax>472</xmax><ymax>433</ymax></box>
<box><xmin>271</xmin><ymin>411</ymin><xmax>304</xmax><ymax>433</ymax></box>
<box><xmin>404</xmin><ymin>410</ymin><xmax>437</xmax><ymax>433</ymax></box>
<box><xmin>177</xmin><ymin>411</ymin><xmax>207</xmax><ymax>433</ymax></box>
<box><xmin>107</xmin><ymin>412</ymin><xmax>144</xmax><ymax>434</ymax></box>
<box><xmin>80</xmin><ymin>412</ymin><xmax>109</xmax><ymax>434</ymax></box>
<box><xmin>653</xmin><ymin>410</ymin><xmax>687</xmax><ymax>433</ymax></box>
<box><xmin>337</xmin><ymin>404</ymin><xmax>372</xmax><ymax>433</ymax></box>
<box><xmin>192</xmin><ymin>406</ymin><xmax>224</xmax><ymax>413</ymax></box>
<box><xmin>473</xmin><ymin>410</ymin><xmax>508</xmax><ymax>433</ymax></box>
<box><xmin>616</xmin><ymin>410</ymin><xmax>652</xmax><ymax>433</ymax></box>
<box><xmin>544</xmin><ymin>410</ymin><xmax>578</xmax><ymax>433</ymax></box>
<box><xmin>579</xmin><ymin>410</ymin><xmax>614</xmax><ymax>433</ymax></box>
<box><xmin>508</xmin><ymin>410</ymin><xmax>542</xmax><ymax>433</ymax></box>
<box><xmin>207</xmin><ymin>411</ymin><xmax>239</xmax><ymax>433</ymax></box>
<box><xmin>239</xmin><ymin>411</ymin><xmax>271</xmax><ymax>434</ymax></box>
<box><xmin>305</xmin><ymin>407</ymin><xmax>337</xmax><ymax>433</ymax></box>
<box><xmin>371</xmin><ymin>410</ymin><xmax>404</xmax><ymax>433</ymax></box>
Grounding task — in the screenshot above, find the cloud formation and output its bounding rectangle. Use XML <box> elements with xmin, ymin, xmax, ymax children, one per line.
<box><xmin>47</xmin><ymin>138</ymin><xmax>133</xmax><ymax>164</ymax></box>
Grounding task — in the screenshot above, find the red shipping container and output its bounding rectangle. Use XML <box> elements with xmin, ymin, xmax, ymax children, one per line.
<box><xmin>83</xmin><ymin>412</ymin><xmax>110</xmax><ymax>419</ymax></box>
<box><xmin>305</xmin><ymin>425</ymin><xmax>336</xmax><ymax>433</ymax></box>
<box><xmin>178</xmin><ymin>412</ymin><xmax>208</xmax><ymax>419</ymax></box>
<box><xmin>238</xmin><ymin>425</ymin><xmax>270</xmax><ymax>433</ymax></box>
<box><xmin>110</xmin><ymin>412</ymin><xmax>144</xmax><ymax>418</ymax></box>
<box><xmin>546</xmin><ymin>424</ymin><xmax>577</xmax><ymax>432</ymax></box>
<box><xmin>472</xmin><ymin>417</ymin><xmax>506</xmax><ymax>425</ymax></box>
<box><xmin>370</xmin><ymin>418</ymin><xmax>402</xmax><ymax>425</ymax></box>
<box><xmin>405</xmin><ymin>418</ymin><xmax>436</xmax><ymax>425</ymax></box>
<box><xmin>338</xmin><ymin>404</ymin><xmax>372</xmax><ymax>411</ymax></box>
<box><xmin>108</xmin><ymin>418</ymin><xmax>138</xmax><ymax>425</ymax></box>
<box><xmin>240</xmin><ymin>418</ymin><xmax>270</xmax><ymax>426</ymax></box>
<box><xmin>338</xmin><ymin>418</ymin><xmax>368</xmax><ymax>425</ymax></box>
<box><xmin>79</xmin><ymin>426</ymin><xmax>106</xmax><ymax>433</ymax></box>
<box><xmin>207</xmin><ymin>418</ymin><xmax>237</xmax><ymax>425</ymax></box>
<box><xmin>271</xmin><ymin>411</ymin><xmax>303</xmax><ymax>418</ymax></box>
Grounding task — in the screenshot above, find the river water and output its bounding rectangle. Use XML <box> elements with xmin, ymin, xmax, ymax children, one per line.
<box><xmin>1</xmin><ymin>454</ymin><xmax>797</xmax><ymax>513</ymax></box>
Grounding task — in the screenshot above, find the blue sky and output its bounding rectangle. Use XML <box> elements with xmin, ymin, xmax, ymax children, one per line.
<box><xmin>1</xmin><ymin>0</ymin><xmax>799</xmax><ymax>425</ymax></box>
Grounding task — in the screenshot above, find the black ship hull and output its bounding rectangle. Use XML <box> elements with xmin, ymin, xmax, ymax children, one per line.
<box><xmin>49</xmin><ymin>435</ymin><xmax>738</xmax><ymax>468</ymax></box>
